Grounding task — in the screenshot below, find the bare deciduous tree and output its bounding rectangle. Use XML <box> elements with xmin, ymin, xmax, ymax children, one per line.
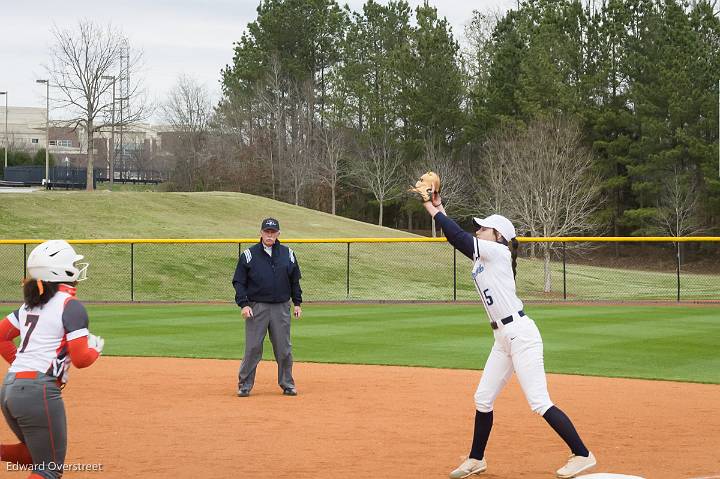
<box><xmin>286</xmin><ymin>80</ymin><xmax>316</xmax><ymax>206</ymax></box>
<box><xmin>352</xmin><ymin>130</ymin><xmax>405</xmax><ymax>226</ymax></box>
<box><xmin>46</xmin><ymin>20</ymin><xmax>148</xmax><ymax>190</ymax></box>
<box><xmin>655</xmin><ymin>167</ymin><xmax>703</xmax><ymax>237</ymax></box>
<box><xmin>244</xmin><ymin>56</ymin><xmax>317</xmax><ymax>205</ymax></box>
<box><xmin>253</xmin><ymin>56</ymin><xmax>288</xmax><ymax>200</ymax></box>
<box><xmin>476</xmin><ymin>136</ymin><xmax>512</xmax><ymax>213</ymax></box>
<box><xmin>162</xmin><ymin>74</ymin><xmax>213</xmax><ymax>190</ymax></box>
<box><xmin>317</xmin><ymin>124</ymin><xmax>350</xmax><ymax>215</ymax></box>
<box><xmin>654</xmin><ymin>167</ymin><xmax>704</xmax><ymax>266</ymax></box>
<box><xmin>482</xmin><ymin>116</ymin><xmax>602</xmax><ymax>292</ymax></box>
<box><xmin>477</xmin><ymin>127</ymin><xmax>543</xmax><ymax>256</ymax></box>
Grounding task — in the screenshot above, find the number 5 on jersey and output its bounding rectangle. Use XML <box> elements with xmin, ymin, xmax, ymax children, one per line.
<box><xmin>481</xmin><ymin>289</ymin><xmax>494</xmax><ymax>306</ymax></box>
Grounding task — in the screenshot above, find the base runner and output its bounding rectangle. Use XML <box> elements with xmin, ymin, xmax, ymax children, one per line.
<box><xmin>0</xmin><ymin>240</ymin><xmax>104</xmax><ymax>479</ymax></box>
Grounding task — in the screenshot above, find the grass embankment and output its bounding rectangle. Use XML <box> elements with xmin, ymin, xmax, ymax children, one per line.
<box><xmin>0</xmin><ymin>191</ymin><xmax>717</xmax><ymax>301</ymax></box>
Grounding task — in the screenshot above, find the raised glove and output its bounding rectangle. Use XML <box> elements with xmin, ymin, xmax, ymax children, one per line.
<box><xmin>409</xmin><ymin>171</ymin><xmax>441</xmax><ymax>202</ymax></box>
<box><xmin>88</xmin><ymin>334</ymin><xmax>105</xmax><ymax>354</ymax></box>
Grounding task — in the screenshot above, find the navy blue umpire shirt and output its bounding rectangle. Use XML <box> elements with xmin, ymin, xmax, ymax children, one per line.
<box><xmin>232</xmin><ymin>240</ymin><xmax>303</xmax><ymax>308</ymax></box>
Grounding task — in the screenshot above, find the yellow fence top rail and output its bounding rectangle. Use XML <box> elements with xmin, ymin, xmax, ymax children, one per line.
<box><xmin>520</xmin><ymin>236</ymin><xmax>720</xmax><ymax>242</ymax></box>
<box><xmin>0</xmin><ymin>236</ymin><xmax>719</xmax><ymax>245</ymax></box>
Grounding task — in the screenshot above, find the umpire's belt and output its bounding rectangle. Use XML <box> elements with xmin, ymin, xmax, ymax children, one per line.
<box><xmin>490</xmin><ymin>310</ymin><xmax>525</xmax><ymax>330</ymax></box>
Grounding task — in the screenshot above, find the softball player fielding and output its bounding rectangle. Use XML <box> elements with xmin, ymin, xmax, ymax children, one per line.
<box><xmin>413</xmin><ymin>177</ymin><xmax>596</xmax><ymax>479</ymax></box>
<box><xmin>0</xmin><ymin>240</ymin><xmax>104</xmax><ymax>479</ymax></box>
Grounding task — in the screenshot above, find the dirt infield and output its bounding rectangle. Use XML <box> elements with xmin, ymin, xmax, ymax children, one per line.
<box><xmin>2</xmin><ymin>357</ymin><xmax>719</xmax><ymax>479</ymax></box>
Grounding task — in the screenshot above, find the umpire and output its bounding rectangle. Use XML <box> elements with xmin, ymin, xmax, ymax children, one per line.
<box><xmin>233</xmin><ymin>217</ymin><xmax>303</xmax><ymax>397</ymax></box>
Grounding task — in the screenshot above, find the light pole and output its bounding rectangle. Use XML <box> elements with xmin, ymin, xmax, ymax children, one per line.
<box><xmin>101</xmin><ymin>75</ymin><xmax>116</xmax><ymax>187</ymax></box>
<box><xmin>36</xmin><ymin>80</ymin><xmax>49</xmax><ymax>188</ymax></box>
<box><xmin>0</xmin><ymin>91</ymin><xmax>7</xmax><ymax>170</ymax></box>
<box><xmin>118</xmin><ymin>95</ymin><xmax>129</xmax><ymax>181</ymax></box>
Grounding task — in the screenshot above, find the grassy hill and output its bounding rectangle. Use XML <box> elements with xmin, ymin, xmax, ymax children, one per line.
<box><xmin>0</xmin><ymin>190</ymin><xmax>415</xmax><ymax>239</ymax></box>
<box><xmin>0</xmin><ymin>190</ymin><xmax>424</xmax><ymax>301</ymax></box>
<box><xmin>0</xmin><ymin>191</ymin><xmax>717</xmax><ymax>302</ymax></box>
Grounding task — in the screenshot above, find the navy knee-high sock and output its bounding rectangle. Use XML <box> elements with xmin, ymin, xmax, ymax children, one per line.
<box><xmin>469</xmin><ymin>410</ymin><xmax>493</xmax><ymax>460</ymax></box>
<box><xmin>542</xmin><ymin>406</ymin><xmax>589</xmax><ymax>457</ymax></box>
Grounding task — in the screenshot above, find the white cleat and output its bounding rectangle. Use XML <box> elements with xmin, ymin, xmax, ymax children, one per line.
<box><xmin>556</xmin><ymin>451</ymin><xmax>597</xmax><ymax>478</ymax></box>
<box><xmin>449</xmin><ymin>456</ymin><xmax>487</xmax><ymax>479</ymax></box>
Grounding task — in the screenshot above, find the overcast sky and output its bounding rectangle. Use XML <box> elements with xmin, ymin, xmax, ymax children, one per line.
<box><xmin>0</xmin><ymin>0</ymin><xmax>515</xmax><ymax>121</ymax></box>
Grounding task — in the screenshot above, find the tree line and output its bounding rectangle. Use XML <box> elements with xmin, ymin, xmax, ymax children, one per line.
<box><xmin>41</xmin><ymin>1</ymin><xmax>720</xmax><ymax>239</ymax></box>
<box><xmin>181</xmin><ymin>0</ymin><xmax>716</xmax><ymax>238</ymax></box>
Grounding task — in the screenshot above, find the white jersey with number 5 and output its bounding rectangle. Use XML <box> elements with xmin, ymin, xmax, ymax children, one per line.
<box><xmin>6</xmin><ymin>285</ymin><xmax>90</xmax><ymax>382</ymax></box>
<box><xmin>471</xmin><ymin>238</ymin><xmax>524</xmax><ymax>323</ymax></box>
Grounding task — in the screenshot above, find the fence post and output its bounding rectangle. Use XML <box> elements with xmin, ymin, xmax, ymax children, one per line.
<box><xmin>562</xmin><ymin>241</ymin><xmax>567</xmax><ymax>300</ymax></box>
<box><xmin>23</xmin><ymin>244</ymin><xmax>27</xmax><ymax>279</ymax></box>
<box><xmin>676</xmin><ymin>242</ymin><xmax>681</xmax><ymax>302</ymax></box>
<box><xmin>453</xmin><ymin>247</ymin><xmax>457</xmax><ymax>301</ymax></box>
<box><xmin>130</xmin><ymin>243</ymin><xmax>134</xmax><ymax>302</ymax></box>
<box><xmin>346</xmin><ymin>242</ymin><xmax>350</xmax><ymax>299</ymax></box>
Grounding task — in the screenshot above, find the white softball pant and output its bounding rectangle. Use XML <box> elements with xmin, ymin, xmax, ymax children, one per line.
<box><xmin>474</xmin><ymin>313</ymin><xmax>554</xmax><ymax>415</ymax></box>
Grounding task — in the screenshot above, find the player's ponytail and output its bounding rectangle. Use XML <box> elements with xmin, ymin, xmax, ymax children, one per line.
<box><xmin>496</xmin><ymin>232</ymin><xmax>519</xmax><ymax>279</ymax></box>
<box><xmin>23</xmin><ymin>279</ymin><xmax>59</xmax><ymax>309</ymax></box>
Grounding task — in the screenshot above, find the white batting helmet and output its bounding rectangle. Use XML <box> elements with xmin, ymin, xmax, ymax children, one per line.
<box><xmin>27</xmin><ymin>240</ymin><xmax>89</xmax><ymax>282</ymax></box>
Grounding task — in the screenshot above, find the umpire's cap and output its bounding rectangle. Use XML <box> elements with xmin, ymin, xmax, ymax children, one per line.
<box><xmin>261</xmin><ymin>218</ymin><xmax>280</xmax><ymax>231</ymax></box>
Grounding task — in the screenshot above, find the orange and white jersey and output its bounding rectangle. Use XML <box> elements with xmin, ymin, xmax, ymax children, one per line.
<box><xmin>6</xmin><ymin>284</ymin><xmax>89</xmax><ymax>383</ymax></box>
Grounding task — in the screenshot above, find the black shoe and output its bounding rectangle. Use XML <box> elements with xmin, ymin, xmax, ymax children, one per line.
<box><xmin>237</xmin><ymin>388</ymin><xmax>251</xmax><ymax>397</ymax></box>
<box><xmin>282</xmin><ymin>388</ymin><xmax>297</xmax><ymax>396</ymax></box>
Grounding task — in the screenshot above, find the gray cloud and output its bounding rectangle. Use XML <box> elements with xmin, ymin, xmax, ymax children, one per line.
<box><xmin>1</xmin><ymin>0</ymin><xmax>513</xmax><ymax>115</ymax></box>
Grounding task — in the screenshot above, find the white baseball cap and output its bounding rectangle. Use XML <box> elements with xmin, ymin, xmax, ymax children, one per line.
<box><xmin>472</xmin><ymin>214</ymin><xmax>516</xmax><ymax>241</ymax></box>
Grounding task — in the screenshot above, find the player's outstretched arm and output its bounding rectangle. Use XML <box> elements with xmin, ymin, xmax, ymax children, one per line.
<box><xmin>422</xmin><ymin>197</ymin><xmax>475</xmax><ymax>259</ymax></box>
<box><xmin>422</xmin><ymin>200</ymin><xmax>440</xmax><ymax>217</ymax></box>
<box><xmin>421</xmin><ymin>191</ymin><xmax>446</xmax><ymax>216</ymax></box>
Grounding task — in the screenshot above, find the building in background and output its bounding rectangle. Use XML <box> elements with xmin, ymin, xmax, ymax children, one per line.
<box><xmin>1</xmin><ymin>106</ymin><xmax>169</xmax><ymax>181</ymax></box>
<box><xmin>48</xmin><ymin>127</ymin><xmax>83</xmax><ymax>169</ymax></box>
<box><xmin>1</xmin><ymin>107</ymin><xmax>47</xmax><ymax>151</ymax></box>
<box><xmin>92</xmin><ymin>123</ymin><xmax>164</xmax><ymax>180</ymax></box>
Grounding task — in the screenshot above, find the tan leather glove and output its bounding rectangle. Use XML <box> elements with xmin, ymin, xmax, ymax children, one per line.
<box><xmin>408</xmin><ymin>171</ymin><xmax>441</xmax><ymax>202</ymax></box>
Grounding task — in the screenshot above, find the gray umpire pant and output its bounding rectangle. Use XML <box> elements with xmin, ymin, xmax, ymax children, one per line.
<box><xmin>238</xmin><ymin>301</ymin><xmax>295</xmax><ymax>391</ymax></box>
<box><xmin>1</xmin><ymin>372</ymin><xmax>67</xmax><ymax>479</ymax></box>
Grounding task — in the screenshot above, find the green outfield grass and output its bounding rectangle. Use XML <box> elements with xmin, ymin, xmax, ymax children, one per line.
<box><xmin>77</xmin><ymin>302</ymin><xmax>720</xmax><ymax>384</ymax></box>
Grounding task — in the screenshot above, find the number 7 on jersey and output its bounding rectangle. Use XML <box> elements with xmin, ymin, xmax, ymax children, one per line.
<box><xmin>19</xmin><ymin>314</ymin><xmax>40</xmax><ymax>353</ymax></box>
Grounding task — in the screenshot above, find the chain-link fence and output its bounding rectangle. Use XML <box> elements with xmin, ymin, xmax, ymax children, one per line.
<box><xmin>0</xmin><ymin>238</ymin><xmax>718</xmax><ymax>303</ymax></box>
